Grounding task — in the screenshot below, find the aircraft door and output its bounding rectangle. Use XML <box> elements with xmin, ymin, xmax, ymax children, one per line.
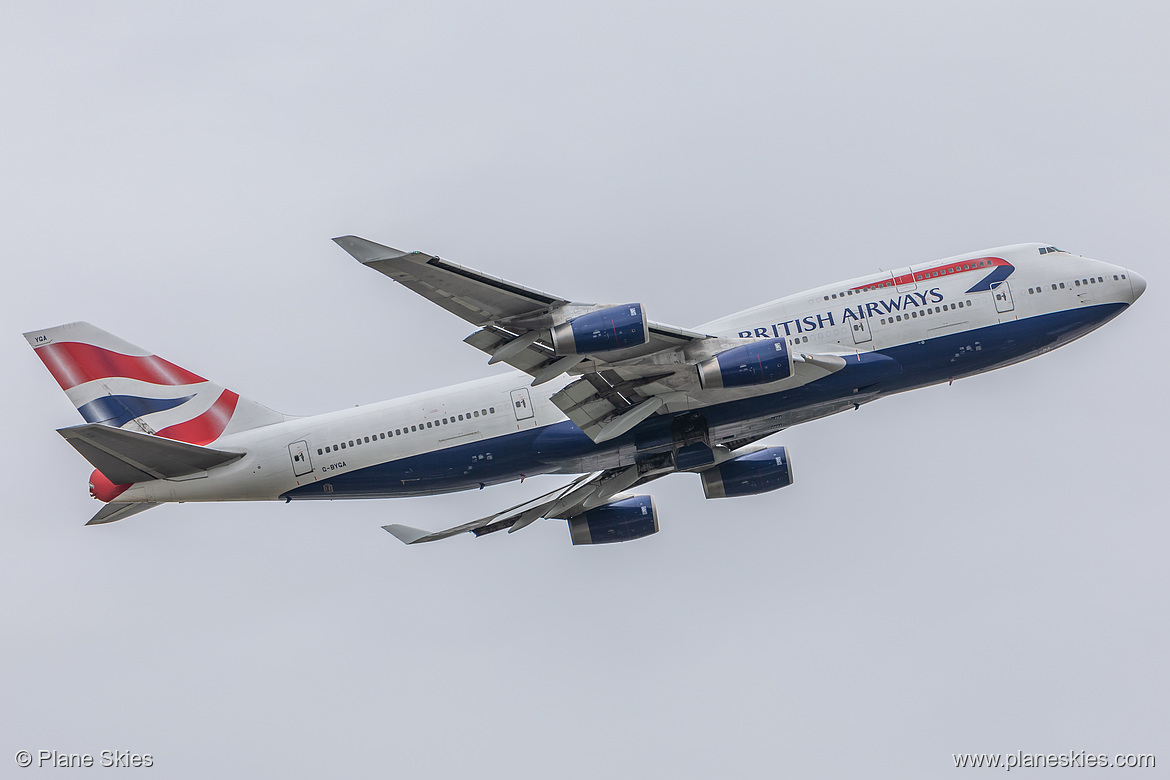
<box><xmin>849</xmin><ymin>313</ymin><xmax>872</xmax><ymax>344</ymax></box>
<box><xmin>993</xmin><ymin>281</ymin><xmax>1015</xmax><ymax>313</ymax></box>
<box><xmin>288</xmin><ymin>440</ymin><xmax>313</xmax><ymax>477</ymax></box>
<box><xmin>510</xmin><ymin>388</ymin><xmax>534</xmax><ymax>421</ymax></box>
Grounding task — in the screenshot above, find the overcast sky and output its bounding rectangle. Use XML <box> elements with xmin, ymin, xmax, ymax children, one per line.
<box><xmin>2</xmin><ymin>2</ymin><xmax>1167</xmax><ymax>777</ymax></box>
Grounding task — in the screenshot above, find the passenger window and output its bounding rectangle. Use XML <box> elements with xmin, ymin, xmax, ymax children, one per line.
<box><xmin>380</xmin><ymin>433</ymin><xmax>386</xmax><ymax>439</ymax></box>
<box><xmin>473</xmin><ymin>410</ymin><xmax>479</xmax><ymax>417</ymax></box>
<box><xmin>489</xmin><ymin>407</ymin><xmax>495</xmax><ymax>414</ymax></box>
<box><xmin>341</xmin><ymin>442</ymin><xmax>346</xmax><ymax>449</ymax></box>
<box><xmin>1060</xmin><ymin>282</ymin><xmax>1065</xmax><ymax>289</ymax></box>
<box><xmin>1075</xmin><ymin>280</ymin><xmax>1081</xmax><ymax>286</ymax></box>
<box><xmin>411</xmin><ymin>425</ymin><xmax>417</xmax><ymax>432</ymax></box>
<box><xmin>317</xmin><ymin>448</ymin><xmax>323</xmax><ymax>455</ymax></box>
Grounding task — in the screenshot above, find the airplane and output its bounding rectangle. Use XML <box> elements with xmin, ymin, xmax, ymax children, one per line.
<box><xmin>25</xmin><ymin>238</ymin><xmax>1146</xmax><ymax>545</ymax></box>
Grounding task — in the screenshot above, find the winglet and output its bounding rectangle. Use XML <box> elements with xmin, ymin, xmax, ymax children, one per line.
<box><xmin>382</xmin><ymin>524</ymin><xmax>434</xmax><ymax>544</ymax></box>
<box><xmin>332</xmin><ymin>236</ymin><xmax>411</xmax><ymax>265</ymax></box>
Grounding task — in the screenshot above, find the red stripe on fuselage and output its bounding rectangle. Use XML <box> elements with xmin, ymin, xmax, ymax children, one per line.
<box><xmin>155</xmin><ymin>390</ymin><xmax>239</xmax><ymax>445</ymax></box>
<box><xmin>850</xmin><ymin>257</ymin><xmax>1008</xmax><ymax>292</ymax></box>
<box><xmin>34</xmin><ymin>342</ymin><xmax>206</xmax><ymax>391</ymax></box>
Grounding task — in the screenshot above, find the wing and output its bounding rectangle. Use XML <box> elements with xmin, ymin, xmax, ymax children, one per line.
<box><xmin>332</xmin><ymin>236</ymin><xmax>569</xmax><ymax>327</ymax></box>
<box><xmin>334</xmin><ymin>236</ymin><xmax>719</xmax><ymax>440</ymax></box>
<box><xmin>335</xmin><ymin>236</ymin><xmax>849</xmax><ymax>444</ymax></box>
<box><xmin>380</xmin><ymin>435</ymin><xmax>796</xmax><ymax>545</ymax></box>
<box><xmin>382</xmin><ymin>460</ymin><xmax>675</xmax><ymax>544</ymax></box>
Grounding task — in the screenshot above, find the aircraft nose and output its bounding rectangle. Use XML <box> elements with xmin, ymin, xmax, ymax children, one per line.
<box><xmin>1128</xmin><ymin>270</ymin><xmax>1147</xmax><ymax>302</ymax></box>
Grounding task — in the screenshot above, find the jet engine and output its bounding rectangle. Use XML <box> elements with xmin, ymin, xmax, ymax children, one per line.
<box><xmin>567</xmin><ymin>494</ymin><xmax>659</xmax><ymax>545</ymax></box>
<box><xmin>700</xmin><ymin>446</ymin><xmax>793</xmax><ymax>498</ymax></box>
<box><xmin>696</xmin><ymin>338</ymin><xmax>792</xmax><ymax>390</ymax></box>
<box><xmin>551</xmin><ymin>304</ymin><xmax>649</xmax><ymax>355</ymax></box>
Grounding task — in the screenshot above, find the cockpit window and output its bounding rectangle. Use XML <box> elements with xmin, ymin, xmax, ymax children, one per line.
<box><xmin>1038</xmin><ymin>246</ymin><xmax>1064</xmax><ymax>255</ymax></box>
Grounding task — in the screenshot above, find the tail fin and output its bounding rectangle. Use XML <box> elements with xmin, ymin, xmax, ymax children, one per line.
<box><xmin>25</xmin><ymin>322</ymin><xmax>286</xmax><ymax>445</ymax></box>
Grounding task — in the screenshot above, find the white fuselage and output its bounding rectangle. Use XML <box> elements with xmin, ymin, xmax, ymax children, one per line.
<box><xmin>113</xmin><ymin>243</ymin><xmax>1144</xmax><ymax>505</ymax></box>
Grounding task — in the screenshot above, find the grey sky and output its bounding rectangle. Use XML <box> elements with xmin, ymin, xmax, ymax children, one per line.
<box><xmin>2</xmin><ymin>1</ymin><xmax>1167</xmax><ymax>777</ymax></box>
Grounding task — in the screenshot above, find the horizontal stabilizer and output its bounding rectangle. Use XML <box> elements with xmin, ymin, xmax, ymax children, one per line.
<box><xmin>87</xmin><ymin>502</ymin><xmax>159</xmax><ymax>525</ymax></box>
<box><xmin>59</xmin><ymin>424</ymin><xmax>243</xmax><ymax>485</ymax></box>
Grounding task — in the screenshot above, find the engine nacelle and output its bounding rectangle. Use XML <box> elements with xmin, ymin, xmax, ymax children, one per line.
<box><xmin>567</xmin><ymin>495</ymin><xmax>659</xmax><ymax>545</ymax></box>
<box><xmin>701</xmin><ymin>446</ymin><xmax>793</xmax><ymax>498</ymax></box>
<box><xmin>696</xmin><ymin>338</ymin><xmax>792</xmax><ymax>390</ymax></box>
<box><xmin>551</xmin><ymin>304</ymin><xmax>649</xmax><ymax>355</ymax></box>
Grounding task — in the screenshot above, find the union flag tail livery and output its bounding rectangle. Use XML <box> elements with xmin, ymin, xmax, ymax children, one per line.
<box><xmin>26</xmin><ymin>322</ymin><xmax>286</xmax><ymax>525</ymax></box>
<box><xmin>26</xmin><ymin>240</ymin><xmax>1146</xmax><ymax>545</ymax></box>
<box><xmin>25</xmin><ymin>322</ymin><xmax>286</xmax><ymax>443</ymax></box>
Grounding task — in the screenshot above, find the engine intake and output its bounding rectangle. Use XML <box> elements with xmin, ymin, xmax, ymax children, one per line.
<box><xmin>551</xmin><ymin>304</ymin><xmax>649</xmax><ymax>355</ymax></box>
<box><xmin>568</xmin><ymin>495</ymin><xmax>659</xmax><ymax>545</ymax></box>
<box><xmin>701</xmin><ymin>446</ymin><xmax>793</xmax><ymax>498</ymax></box>
<box><xmin>697</xmin><ymin>338</ymin><xmax>792</xmax><ymax>390</ymax></box>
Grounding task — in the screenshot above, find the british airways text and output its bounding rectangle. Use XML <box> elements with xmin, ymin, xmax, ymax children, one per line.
<box><xmin>738</xmin><ymin>287</ymin><xmax>945</xmax><ymax>338</ymax></box>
